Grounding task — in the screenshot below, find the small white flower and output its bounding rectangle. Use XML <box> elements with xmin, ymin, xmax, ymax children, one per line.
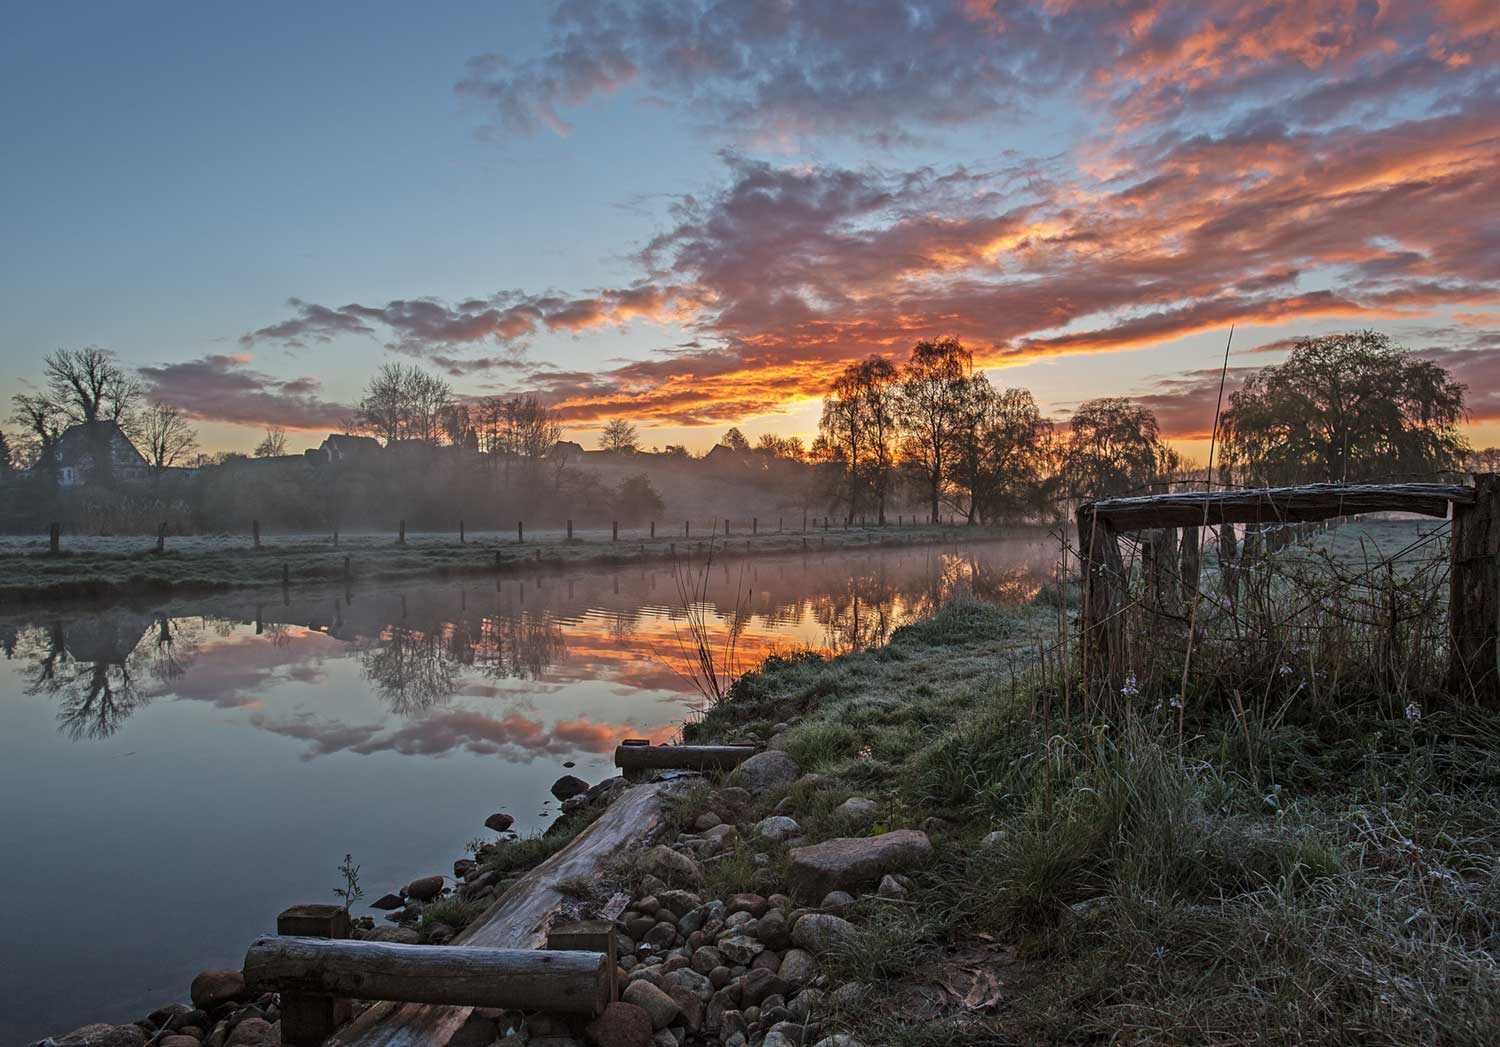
<box><xmin>1278</xmin><ymin>664</ymin><xmax>1294</xmax><ymax>676</ymax></box>
<box><xmin>1405</xmin><ymin>702</ymin><xmax>1422</xmax><ymax>721</ymax></box>
<box><xmin>1120</xmin><ymin>673</ymin><xmax>1140</xmax><ymax>699</ymax></box>
<box><xmin>1169</xmin><ymin>697</ymin><xmax>1183</xmax><ymax>710</ymax></box>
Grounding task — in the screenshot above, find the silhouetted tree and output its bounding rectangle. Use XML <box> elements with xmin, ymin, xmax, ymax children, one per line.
<box><xmin>139</xmin><ymin>403</ymin><xmax>199</xmax><ymax>480</ymax></box>
<box><xmin>599</xmin><ymin>418</ymin><xmax>640</xmax><ymax>453</ymax></box>
<box><xmin>896</xmin><ymin>338</ymin><xmax>969</xmax><ymax>523</ymax></box>
<box><xmin>1063</xmin><ymin>397</ymin><xmax>1179</xmax><ymax>500</ymax></box>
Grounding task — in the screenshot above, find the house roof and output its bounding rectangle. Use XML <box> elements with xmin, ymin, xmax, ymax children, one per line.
<box><xmin>53</xmin><ymin>421</ymin><xmax>146</xmax><ymax>468</ymax></box>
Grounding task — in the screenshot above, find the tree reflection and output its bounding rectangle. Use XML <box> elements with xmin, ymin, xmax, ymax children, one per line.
<box><xmin>20</xmin><ymin>618</ymin><xmax>155</xmax><ymax>740</ymax></box>
<box><xmin>360</xmin><ymin>623</ymin><xmax>459</xmax><ymax>714</ymax></box>
<box><xmin>480</xmin><ymin>612</ymin><xmax>565</xmax><ymax>680</ymax></box>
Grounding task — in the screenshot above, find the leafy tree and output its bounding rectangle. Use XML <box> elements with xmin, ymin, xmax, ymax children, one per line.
<box><xmin>599</xmin><ymin>418</ymin><xmax>640</xmax><ymax>453</ymax></box>
<box><xmin>254</xmin><ymin>426</ymin><xmax>289</xmax><ymax>458</ymax></box>
<box><xmin>139</xmin><ymin>403</ymin><xmax>199</xmax><ymax>479</ymax></box>
<box><xmin>10</xmin><ymin>394</ymin><xmax>65</xmax><ymax>485</ymax></box>
<box><xmin>1063</xmin><ymin>397</ymin><xmax>1179</xmax><ymax>500</ymax></box>
<box><xmin>721</xmin><ymin>426</ymin><xmax>751</xmax><ymax>452</ymax></box>
<box><xmin>614</xmin><ymin>473</ymin><xmax>665</xmax><ymax>522</ymax></box>
<box><xmin>819</xmin><ymin>355</ymin><xmax>898</xmax><ymax>522</ymax></box>
<box><xmin>896</xmin><ymin>338</ymin><xmax>970</xmax><ymax>523</ymax></box>
<box><xmin>1221</xmin><ymin>331</ymin><xmax>1467</xmax><ymax>484</ymax></box>
<box><xmin>0</xmin><ymin>427</ymin><xmax>10</xmax><ymax>478</ymax></box>
<box><xmin>756</xmin><ymin>433</ymin><xmax>805</xmax><ymax>460</ymax></box>
<box><xmin>950</xmin><ymin>379</ymin><xmax>1056</xmax><ymax>522</ymax></box>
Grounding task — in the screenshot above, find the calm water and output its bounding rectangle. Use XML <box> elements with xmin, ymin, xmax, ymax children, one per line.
<box><xmin>0</xmin><ymin>538</ymin><xmax>1052</xmax><ymax>1042</ymax></box>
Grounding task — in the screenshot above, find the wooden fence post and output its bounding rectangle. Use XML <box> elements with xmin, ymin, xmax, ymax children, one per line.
<box><xmin>567</xmin><ymin>520</ymin><xmax>573</xmax><ymax>540</ymax></box>
<box><xmin>157</xmin><ymin>522</ymin><xmax>166</xmax><ymax>553</ymax></box>
<box><xmin>547</xmin><ymin>920</ymin><xmax>619</xmax><ymax>1003</ymax></box>
<box><xmin>459</xmin><ymin>520</ymin><xmax>465</xmax><ymax>545</ymax></box>
<box><xmin>612</xmin><ymin>521</ymin><xmax>618</xmax><ymax>542</ymax></box>
<box><xmin>274</xmin><ymin>904</ymin><xmax>351</xmax><ymax>1047</ymax></box>
<box><xmin>1077</xmin><ymin>505</ymin><xmax>1125</xmax><ymax>701</ymax></box>
<box><xmin>1450</xmin><ymin>473</ymin><xmax>1499</xmax><ymax>703</ymax></box>
<box><xmin>253</xmin><ymin>519</ymin><xmax>261</xmax><ymax>549</ymax></box>
<box><xmin>518</xmin><ymin>521</ymin><xmax>524</xmax><ymax>544</ymax></box>
<box><xmin>752</xmin><ymin>517</ymin><xmax>758</xmax><ymax>535</ymax></box>
<box><xmin>685</xmin><ymin>520</ymin><xmax>690</xmax><ymax>537</ymax></box>
<box><xmin>398</xmin><ymin>520</ymin><xmax>406</xmax><ymax>545</ymax></box>
<box><xmin>49</xmin><ymin>522</ymin><xmax>60</xmax><ymax>555</ymax></box>
<box><xmin>650</xmin><ymin>521</ymin><xmax>655</xmax><ymax>539</ymax></box>
<box><xmin>724</xmin><ymin>518</ymin><xmax>731</xmax><ymax>536</ymax></box>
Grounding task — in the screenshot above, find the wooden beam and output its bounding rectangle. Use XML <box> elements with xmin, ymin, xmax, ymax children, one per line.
<box><xmin>1082</xmin><ymin>482</ymin><xmax>1474</xmax><ymax>531</ymax></box>
<box><xmin>275</xmin><ymin>905</ymin><xmax>351</xmax><ymax>1047</ymax></box>
<box><xmin>244</xmin><ymin>938</ymin><xmax>608</xmax><ymax>1014</ymax></box>
<box><xmin>614</xmin><ymin>743</ymin><xmax>758</xmax><ymax>773</ymax></box>
<box><xmin>326</xmin><ymin>779</ymin><xmax>678</xmax><ymax>1047</ymax></box>
<box><xmin>1450</xmin><ymin>474</ymin><xmax>1499</xmax><ymax>703</ymax></box>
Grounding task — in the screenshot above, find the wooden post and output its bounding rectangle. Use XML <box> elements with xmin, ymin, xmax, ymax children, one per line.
<box><xmin>494</xmin><ymin>551</ymin><xmax>501</xmax><ymax>570</ymax></box>
<box><xmin>685</xmin><ymin>520</ymin><xmax>690</xmax><ymax>537</ymax></box>
<box><xmin>1076</xmin><ymin>506</ymin><xmax>1125</xmax><ymax>701</ymax></box>
<box><xmin>650</xmin><ymin>521</ymin><xmax>655</xmax><ymax>539</ymax></box>
<box><xmin>49</xmin><ymin>522</ymin><xmax>60</xmax><ymax>555</ymax></box>
<box><xmin>273</xmin><ymin>905</ymin><xmax>351</xmax><ymax>1047</ymax></box>
<box><xmin>752</xmin><ymin>517</ymin><xmax>758</xmax><ymax>535</ymax></box>
<box><xmin>459</xmin><ymin>520</ymin><xmax>465</xmax><ymax>545</ymax></box>
<box><xmin>1178</xmin><ymin>526</ymin><xmax>1201</xmax><ymax>606</ymax></box>
<box><xmin>343</xmin><ymin>555</ymin><xmax>351</xmax><ymax>579</ymax></box>
<box><xmin>333</xmin><ymin>527</ymin><xmax>339</xmax><ymax>548</ymax></box>
<box><xmin>612</xmin><ymin>521</ymin><xmax>618</xmax><ymax>542</ymax></box>
<box><xmin>518</xmin><ymin>521</ymin><xmax>524</xmax><ymax>543</ymax></box>
<box><xmin>253</xmin><ymin>520</ymin><xmax>261</xmax><ymax>549</ymax></box>
<box><xmin>398</xmin><ymin>520</ymin><xmax>406</xmax><ymax>545</ymax></box>
<box><xmin>567</xmin><ymin>520</ymin><xmax>573</xmax><ymax>540</ymax></box>
<box><xmin>1450</xmin><ymin>474</ymin><xmax>1499</xmax><ymax>703</ymax></box>
<box><xmin>724</xmin><ymin>518</ymin><xmax>731</xmax><ymax>536</ymax></box>
<box><xmin>282</xmin><ymin>564</ymin><xmax>290</xmax><ymax>588</ymax></box>
<box><xmin>547</xmin><ymin>920</ymin><xmax>618</xmax><ymax>1003</ymax></box>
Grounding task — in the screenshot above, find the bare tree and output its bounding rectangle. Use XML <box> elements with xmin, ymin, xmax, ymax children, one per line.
<box><xmin>599</xmin><ymin>418</ymin><xmax>640</xmax><ymax>453</ymax></box>
<box><xmin>254</xmin><ymin>426</ymin><xmax>289</xmax><ymax>458</ymax></box>
<box><xmin>139</xmin><ymin>403</ymin><xmax>199</xmax><ymax>479</ymax></box>
<box><xmin>42</xmin><ymin>347</ymin><xmax>142</xmax><ymax>427</ymax></box>
<box><xmin>10</xmin><ymin>394</ymin><xmax>65</xmax><ymax>484</ymax></box>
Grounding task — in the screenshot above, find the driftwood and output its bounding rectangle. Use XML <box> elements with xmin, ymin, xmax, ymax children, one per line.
<box><xmin>325</xmin><ymin>779</ymin><xmax>678</xmax><ymax>1047</ymax></box>
<box><xmin>614</xmin><ymin>742</ymin><xmax>758</xmax><ymax>773</ymax></box>
<box><xmin>1081</xmin><ymin>482</ymin><xmax>1474</xmax><ymax>531</ymax></box>
<box><xmin>244</xmin><ymin>938</ymin><xmax>609</xmax><ymax>1014</ymax></box>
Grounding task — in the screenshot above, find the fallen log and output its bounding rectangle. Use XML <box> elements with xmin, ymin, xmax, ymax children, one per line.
<box><xmin>1082</xmin><ymin>482</ymin><xmax>1473</xmax><ymax>531</ymax></box>
<box><xmin>325</xmin><ymin>779</ymin><xmax>680</xmax><ymax>1047</ymax></box>
<box><xmin>244</xmin><ymin>938</ymin><xmax>608</xmax><ymax>1014</ymax></box>
<box><xmin>614</xmin><ymin>742</ymin><xmax>758</xmax><ymax>773</ymax></box>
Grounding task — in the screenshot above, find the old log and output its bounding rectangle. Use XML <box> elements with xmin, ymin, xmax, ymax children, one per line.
<box><xmin>275</xmin><ymin>905</ymin><xmax>351</xmax><ymax>1047</ymax></box>
<box><xmin>1450</xmin><ymin>474</ymin><xmax>1499</xmax><ymax>703</ymax></box>
<box><xmin>244</xmin><ymin>938</ymin><xmax>608</xmax><ymax>1014</ymax></box>
<box><xmin>325</xmin><ymin>780</ymin><xmax>679</xmax><ymax>1047</ymax></box>
<box><xmin>614</xmin><ymin>743</ymin><xmax>758</xmax><ymax>773</ymax></box>
<box><xmin>1083</xmin><ymin>482</ymin><xmax>1473</xmax><ymax>531</ymax></box>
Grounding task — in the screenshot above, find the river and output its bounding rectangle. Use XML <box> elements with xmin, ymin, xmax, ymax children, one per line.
<box><xmin>0</xmin><ymin>536</ymin><xmax>1054</xmax><ymax>1042</ymax></box>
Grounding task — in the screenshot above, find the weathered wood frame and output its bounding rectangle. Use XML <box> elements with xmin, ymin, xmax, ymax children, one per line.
<box><xmin>1076</xmin><ymin>479</ymin><xmax>1496</xmax><ymax>703</ymax></box>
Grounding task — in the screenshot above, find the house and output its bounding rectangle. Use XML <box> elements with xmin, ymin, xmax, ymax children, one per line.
<box><xmin>315</xmin><ymin>433</ymin><xmax>382</xmax><ymax>465</ymax></box>
<box><xmin>52</xmin><ymin>421</ymin><xmax>149</xmax><ymax>487</ymax></box>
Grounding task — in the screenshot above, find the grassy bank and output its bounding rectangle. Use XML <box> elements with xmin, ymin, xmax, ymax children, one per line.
<box><xmin>680</xmin><ymin>596</ymin><xmax>1500</xmax><ymax>1045</ymax></box>
<box><xmin>0</xmin><ymin>522</ymin><xmax>999</xmax><ymax>605</ymax></box>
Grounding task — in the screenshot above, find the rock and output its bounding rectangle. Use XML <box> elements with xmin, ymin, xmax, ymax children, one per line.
<box><xmin>485</xmin><ymin>813</ymin><xmax>515</xmax><ymax>833</ymax></box>
<box><xmin>642</xmin><ymin>921</ymin><xmax>679</xmax><ymax>951</ymax></box>
<box><xmin>741</xmin><ymin>968</ymin><xmax>789</xmax><ymax>1006</ymax></box>
<box><xmin>551</xmin><ymin>774</ymin><xmax>590</xmax><ymax>800</ymax></box>
<box><xmin>982</xmin><ymin>829</ymin><xmax>1008</xmax><ymax>848</ymax></box>
<box><xmin>719</xmin><ymin>786</ymin><xmax>752</xmax><ymax>809</ymax></box>
<box><xmin>667</xmin><ymin>985</ymin><xmax>703</xmax><ymax>1032</ymax></box>
<box><xmin>585</xmin><ymin>1001</ymin><xmax>654</xmax><ymax>1047</ymax></box>
<box><xmin>835</xmin><ymin>797</ymin><xmax>879</xmax><ymax>824</ymax></box>
<box><xmin>756</xmin><ymin>908</ymin><xmax>790</xmax><ymax>949</ymax></box>
<box><xmin>159</xmin><ymin>1037</ymin><xmax>200</xmax><ymax>1047</ymax></box>
<box><xmin>562</xmin><ymin>795</ymin><xmax>590</xmax><ymax>815</ymax></box>
<box><xmin>50</xmin><ymin>1025</ymin><xmax>146</xmax><ymax>1047</ymax></box>
<box><xmin>813</xmin><ymin>1038</ymin><xmax>866</xmax><ymax>1047</ymax></box>
<box><xmin>762</xmin><ymin>1030</ymin><xmax>796</xmax><ymax>1047</ymax></box>
<box><xmin>788</xmin><ymin>830</ymin><xmax>932</xmax><ymax>898</ymax></box>
<box><xmin>693</xmin><ymin>812</ymin><xmax>722</xmax><ymax>831</ymax></box>
<box><xmin>876</xmin><ymin>874</ymin><xmax>908</xmax><ymax>901</ymax></box>
<box><xmin>716</xmin><ymin>933</ymin><xmax>764</xmax><ymax>965</ymax></box>
<box><xmin>406</xmin><ymin>875</ymin><xmax>445</xmax><ymax>901</ymax></box>
<box><xmin>790</xmin><ymin>913</ymin><xmax>857</xmax><ymax>954</ymax></box>
<box><xmin>778</xmin><ymin>948</ymin><xmax>817</xmax><ymax>986</ymax></box>
<box><xmin>453</xmin><ymin>858</ymin><xmax>477</xmax><ymax>879</ymax></box>
<box><xmin>819</xmin><ymin>891</ymin><xmax>855</xmax><ymax>911</ymax></box>
<box><xmin>190</xmin><ymin>970</ymin><xmax>247</xmax><ymax>1012</ymax></box>
<box><xmin>448</xmin><ymin>1016</ymin><xmax>498</xmax><ymax>1047</ymax></box>
<box><xmin>224</xmin><ymin>1018</ymin><xmax>274</xmax><ymax>1047</ymax></box>
<box><xmin>656</xmin><ymin>889</ymin><xmax>702</xmax><ymax>917</ymax></box>
<box><xmin>426</xmin><ymin>922</ymin><xmax>455</xmax><ymax>945</ymax></box>
<box><xmin>921</xmin><ymin>816</ymin><xmax>953</xmax><ymax>836</ymax></box>
<box><xmin>622</xmin><ymin>980</ymin><xmax>680</xmax><ymax>1030</ymax></box>
<box><xmin>370</xmin><ymin>893</ymin><xmax>405</xmax><ymax>910</ymax></box>
<box><xmin>365</xmin><ymin>926</ymin><xmax>421</xmax><ymax>944</ymax></box>
<box><xmin>728</xmin><ymin>751</ymin><xmax>800</xmax><ymax>796</ymax></box>
<box><xmin>755</xmin><ymin>816</ymin><xmax>802</xmax><ymax>842</ymax></box>
<box><xmin>690</xmin><ymin>946</ymin><xmax>724</xmax><ymax>974</ymax></box>
<box><xmin>726</xmin><ymin>893</ymin><xmax>769</xmax><ymax>917</ymax></box>
<box><xmin>640</xmin><ymin>845</ymin><xmax>702</xmax><ymax>885</ymax></box>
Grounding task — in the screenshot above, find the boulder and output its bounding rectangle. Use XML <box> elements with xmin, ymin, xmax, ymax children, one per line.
<box><xmin>692</xmin><ymin>812</ymin><xmax>722</xmax><ymax>831</ymax></box>
<box><xmin>585</xmin><ymin>1002</ymin><xmax>654</xmax><ymax>1047</ymax></box>
<box><xmin>190</xmin><ymin>969</ymin><xmax>247</xmax><ymax>1012</ymax></box>
<box><xmin>365</xmin><ymin>926</ymin><xmax>421</xmax><ymax>944</ymax></box>
<box><xmin>49</xmin><ymin>1025</ymin><xmax>146</xmax><ymax>1047</ymax></box>
<box><xmin>754</xmin><ymin>816</ymin><xmax>801</xmax><ymax>842</ymax></box>
<box><xmin>790</xmin><ymin>913</ymin><xmax>857</xmax><ymax>954</ymax></box>
<box><xmin>876</xmin><ymin>874</ymin><xmax>908</xmax><ymax>901</ymax></box>
<box><xmin>224</xmin><ymin>1019</ymin><xmax>275</xmax><ymax>1047</ymax></box>
<box><xmin>788</xmin><ymin>830</ymin><xmax>932</xmax><ymax>898</ymax></box>
<box><xmin>485</xmin><ymin>812</ymin><xmax>515</xmax><ymax>833</ymax></box>
<box><xmin>726</xmin><ymin>893</ymin><xmax>769</xmax><ymax>918</ymax></box>
<box><xmin>835</xmin><ymin>797</ymin><xmax>879</xmax><ymax>824</ymax></box>
<box><xmin>370</xmin><ymin>893</ymin><xmax>404</xmax><ymax>910</ymax></box>
<box><xmin>405</xmin><ymin>875</ymin><xmax>445</xmax><ymax>902</ymax></box>
<box><xmin>639</xmin><ymin>845</ymin><xmax>702</xmax><ymax>885</ymax></box>
<box><xmin>448</xmin><ymin>1018</ymin><xmax>498</xmax><ymax>1047</ymax></box>
<box><xmin>621</xmin><ymin>980</ymin><xmax>680</xmax><ymax>1030</ymax></box>
<box><xmin>728</xmin><ymin>751</ymin><xmax>800</xmax><ymax>795</ymax></box>
<box><xmin>551</xmin><ymin>775</ymin><xmax>590</xmax><ymax>800</ymax></box>
<box><xmin>159</xmin><ymin>1037</ymin><xmax>200</xmax><ymax>1047</ymax></box>
<box><xmin>778</xmin><ymin>948</ymin><xmax>817</xmax><ymax>987</ymax></box>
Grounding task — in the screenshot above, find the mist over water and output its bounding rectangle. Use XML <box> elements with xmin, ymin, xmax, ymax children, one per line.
<box><xmin>0</xmin><ymin>536</ymin><xmax>1052</xmax><ymax>1042</ymax></box>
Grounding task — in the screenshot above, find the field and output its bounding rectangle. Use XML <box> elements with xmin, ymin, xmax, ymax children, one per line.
<box><xmin>0</xmin><ymin>521</ymin><xmax>1013</xmax><ymax>605</ymax></box>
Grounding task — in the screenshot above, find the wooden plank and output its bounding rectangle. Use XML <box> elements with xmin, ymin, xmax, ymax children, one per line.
<box><xmin>327</xmin><ymin>780</ymin><xmax>677</xmax><ymax>1047</ymax></box>
<box><xmin>614</xmin><ymin>743</ymin><xmax>758</xmax><ymax>772</ymax></box>
<box><xmin>1082</xmin><ymin>482</ymin><xmax>1473</xmax><ymax>531</ymax></box>
<box><xmin>244</xmin><ymin>938</ymin><xmax>608</xmax><ymax>1013</ymax></box>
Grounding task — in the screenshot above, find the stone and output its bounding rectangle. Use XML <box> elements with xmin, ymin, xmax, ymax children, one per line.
<box><xmin>453</xmin><ymin>858</ymin><xmax>477</xmax><ymax>878</ymax></box>
<box><xmin>812</xmin><ymin>1038</ymin><xmax>866</xmax><ymax>1047</ymax></box>
<box><xmin>640</xmin><ymin>845</ymin><xmax>702</xmax><ymax>885</ymax></box>
<box><xmin>406</xmin><ymin>875</ymin><xmax>445</xmax><ymax>901</ymax></box>
<box><xmin>656</xmin><ymin>889</ymin><xmax>702</xmax><ymax>918</ymax></box>
<box><xmin>778</xmin><ymin>948</ymin><xmax>817</xmax><ymax>987</ymax></box>
<box><xmin>447</xmin><ymin>1018</ymin><xmax>498</xmax><ymax>1047</ymax></box>
<box><xmin>835</xmin><ymin>797</ymin><xmax>879</xmax><ymax>824</ymax></box>
<box><xmin>224</xmin><ymin>1018</ymin><xmax>274</xmax><ymax>1047</ymax></box>
<box><xmin>756</xmin><ymin>816</ymin><xmax>801</xmax><ymax>841</ymax></box>
<box><xmin>819</xmin><ymin>891</ymin><xmax>855</xmax><ymax>911</ymax></box>
<box><xmin>762</xmin><ymin>1030</ymin><xmax>796</xmax><ymax>1047</ymax></box>
<box><xmin>562</xmin><ymin>795</ymin><xmax>590</xmax><ymax>815</ymax></box>
<box><xmin>426</xmin><ymin>922</ymin><xmax>455</xmax><ymax>945</ymax></box>
<box><xmin>790</xmin><ymin>913</ymin><xmax>857</xmax><ymax>954</ymax></box>
<box><xmin>585</xmin><ymin>1001</ymin><xmax>654</xmax><ymax>1047</ymax></box>
<box><xmin>788</xmin><ymin>831</ymin><xmax>932</xmax><ymax>898</ymax></box>
<box><xmin>667</xmin><ymin>985</ymin><xmax>703</xmax><ymax>1032</ymax></box>
<box><xmin>756</xmin><ymin>908</ymin><xmax>790</xmax><ymax>949</ymax></box>
<box><xmin>50</xmin><ymin>1025</ymin><xmax>146</xmax><ymax>1047</ymax></box>
<box><xmin>159</xmin><ymin>1038</ymin><xmax>200</xmax><ymax>1047</ymax></box>
<box><xmin>190</xmin><ymin>970</ymin><xmax>247</xmax><ymax>1012</ymax></box>
<box><xmin>692</xmin><ymin>812</ymin><xmax>722</xmax><ymax>831</ymax></box>
<box><xmin>642</xmin><ymin>921</ymin><xmax>679</xmax><ymax>951</ymax></box>
<box><xmin>876</xmin><ymin>874</ymin><xmax>908</xmax><ymax>901</ymax></box>
<box><xmin>622</xmin><ymin>980</ymin><xmax>680</xmax><ymax>1030</ymax></box>
<box><xmin>750</xmin><ymin>950</ymin><xmax>781</xmax><ymax>973</ymax></box>
<box><xmin>551</xmin><ymin>774</ymin><xmax>590</xmax><ymax>800</ymax></box>
<box><xmin>726</xmin><ymin>893</ymin><xmax>769</xmax><ymax>918</ymax></box>
<box><xmin>728</xmin><ymin>751</ymin><xmax>800</xmax><ymax>796</ymax></box>
<box><xmin>982</xmin><ymin>829</ymin><xmax>1008</xmax><ymax>848</ymax></box>
<box><xmin>716</xmin><ymin>933</ymin><xmax>764</xmax><ymax>965</ymax></box>
<box><xmin>485</xmin><ymin>812</ymin><xmax>515</xmax><ymax>832</ymax></box>
<box><xmin>741</xmin><ymin>968</ymin><xmax>789</xmax><ymax>1006</ymax></box>
<box><xmin>366</xmin><ymin>925</ymin><xmax>422</xmax><ymax>944</ymax></box>
<box><xmin>690</xmin><ymin>946</ymin><xmax>724</xmax><ymax>974</ymax></box>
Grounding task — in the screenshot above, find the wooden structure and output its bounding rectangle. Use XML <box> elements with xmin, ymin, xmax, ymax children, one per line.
<box><xmin>307</xmin><ymin>780</ymin><xmax>678</xmax><ymax>1047</ymax></box>
<box><xmin>614</xmin><ymin>740</ymin><xmax>758</xmax><ymax>775</ymax></box>
<box><xmin>1076</xmin><ymin>480</ymin><xmax>1496</xmax><ymax>701</ymax></box>
<box><xmin>272</xmin><ymin>904</ymin><xmax>351</xmax><ymax>1047</ymax></box>
<box><xmin>244</xmin><ymin>938</ymin><xmax>609</xmax><ymax>1014</ymax></box>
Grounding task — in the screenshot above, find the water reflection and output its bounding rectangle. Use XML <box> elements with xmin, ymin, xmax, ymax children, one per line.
<box><xmin>2</xmin><ymin>539</ymin><xmax>1051</xmax><ymax>745</ymax></box>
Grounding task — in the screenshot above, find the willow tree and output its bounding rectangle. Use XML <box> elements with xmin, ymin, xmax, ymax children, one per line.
<box><xmin>1221</xmin><ymin>331</ymin><xmax>1467</xmax><ymax>485</ymax></box>
<box><xmin>1063</xmin><ymin>397</ymin><xmax>1179</xmax><ymax>500</ymax></box>
<box><xmin>896</xmin><ymin>337</ymin><xmax>970</xmax><ymax>524</ymax></box>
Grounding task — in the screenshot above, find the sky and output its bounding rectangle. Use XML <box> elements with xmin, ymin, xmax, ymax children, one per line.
<box><xmin>2</xmin><ymin>0</ymin><xmax>1498</xmax><ymax>459</ymax></box>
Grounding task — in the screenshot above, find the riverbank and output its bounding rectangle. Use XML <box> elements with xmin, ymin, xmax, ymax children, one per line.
<box><xmin>0</xmin><ymin>522</ymin><xmax>1018</xmax><ymax>607</ymax></box>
